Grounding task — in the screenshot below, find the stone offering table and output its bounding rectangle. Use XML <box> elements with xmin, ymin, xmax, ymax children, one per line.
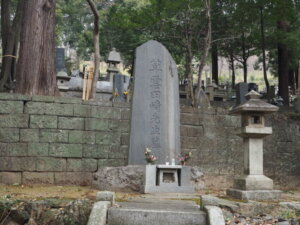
<box><xmin>143</xmin><ymin>165</ymin><xmax>194</xmax><ymax>193</ymax></box>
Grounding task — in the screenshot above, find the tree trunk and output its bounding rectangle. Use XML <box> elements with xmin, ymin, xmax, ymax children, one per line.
<box><xmin>297</xmin><ymin>61</ymin><xmax>300</xmax><ymax>95</ymax></box>
<box><xmin>194</xmin><ymin>0</ymin><xmax>211</xmax><ymax>107</ymax></box>
<box><xmin>229</xmin><ymin>53</ymin><xmax>235</xmax><ymax>88</ymax></box>
<box><xmin>260</xmin><ymin>7</ymin><xmax>270</xmax><ymax>101</ymax></box>
<box><xmin>211</xmin><ymin>43</ymin><xmax>218</xmax><ymax>85</ymax></box>
<box><xmin>15</xmin><ymin>0</ymin><xmax>58</xmax><ymax>95</ymax></box>
<box><xmin>241</xmin><ymin>32</ymin><xmax>248</xmax><ymax>83</ymax></box>
<box><xmin>87</xmin><ymin>0</ymin><xmax>100</xmax><ymax>99</ymax></box>
<box><xmin>277</xmin><ymin>20</ymin><xmax>289</xmax><ymax>105</ymax></box>
<box><xmin>0</xmin><ymin>0</ymin><xmax>23</xmax><ymax>91</ymax></box>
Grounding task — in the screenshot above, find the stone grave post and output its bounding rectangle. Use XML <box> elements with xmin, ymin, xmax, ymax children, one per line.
<box><xmin>129</xmin><ymin>40</ymin><xmax>180</xmax><ymax>165</ymax></box>
<box><xmin>235</xmin><ymin>82</ymin><xmax>249</xmax><ymax>105</ymax></box>
<box><xmin>226</xmin><ymin>90</ymin><xmax>281</xmax><ymax>200</ymax></box>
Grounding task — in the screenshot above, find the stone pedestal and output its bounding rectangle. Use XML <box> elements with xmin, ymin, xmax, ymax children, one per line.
<box><xmin>143</xmin><ymin>165</ymin><xmax>194</xmax><ymax>193</ymax></box>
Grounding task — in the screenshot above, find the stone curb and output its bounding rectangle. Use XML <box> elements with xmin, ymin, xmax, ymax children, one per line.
<box><xmin>87</xmin><ymin>201</ymin><xmax>110</xmax><ymax>225</ymax></box>
<box><xmin>204</xmin><ymin>205</ymin><xmax>225</xmax><ymax>225</ymax></box>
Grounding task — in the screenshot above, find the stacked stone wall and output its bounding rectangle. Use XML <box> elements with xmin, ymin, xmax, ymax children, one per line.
<box><xmin>0</xmin><ymin>93</ymin><xmax>130</xmax><ymax>186</ymax></box>
<box><xmin>0</xmin><ymin>93</ymin><xmax>298</xmax><ymax>189</ymax></box>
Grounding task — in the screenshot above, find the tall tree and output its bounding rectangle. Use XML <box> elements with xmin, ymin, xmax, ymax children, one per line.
<box><xmin>0</xmin><ymin>0</ymin><xmax>23</xmax><ymax>91</ymax></box>
<box><xmin>86</xmin><ymin>0</ymin><xmax>100</xmax><ymax>99</ymax></box>
<box><xmin>15</xmin><ymin>0</ymin><xmax>58</xmax><ymax>95</ymax></box>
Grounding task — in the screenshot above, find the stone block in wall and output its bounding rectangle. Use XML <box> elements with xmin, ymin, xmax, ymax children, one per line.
<box><xmin>0</xmin><ymin>143</ymin><xmax>27</xmax><ymax>156</ymax></box>
<box><xmin>0</xmin><ymin>114</ymin><xmax>29</xmax><ymax>128</ymax></box>
<box><xmin>69</xmin><ymin>130</ymin><xmax>96</xmax><ymax>144</ymax></box>
<box><xmin>0</xmin><ymin>100</ymin><xmax>23</xmax><ymax>114</ymax></box>
<box><xmin>108</xmin><ymin>145</ymin><xmax>127</xmax><ymax>159</ymax></box>
<box><xmin>28</xmin><ymin>143</ymin><xmax>49</xmax><ymax>156</ymax></box>
<box><xmin>36</xmin><ymin>157</ymin><xmax>66</xmax><ymax>172</ymax></box>
<box><xmin>276</xmin><ymin>141</ymin><xmax>299</xmax><ymax>153</ymax></box>
<box><xmin>180</xmin><ymin>113</ymin><xmax>200</xmax><ymax>125</ymax></box>
<box><xmin>181</xmin><ymin>137</ymin><xmax>200</xmax><ymax>149</ymax></box>
<box><xmin>22</xmin><ymin>172</ymin><xmax>54</xmax><ymax>184</ymax></box>
<box><xmin>217</xmin><ymin>115</ymin><xmax>241</xmax><ymax>127</ymax></box>
<box><xmin>49</xmin><ymin>143</ymin><xmax>82</xmax><ymax>158</ymax></box>
<box><xmin>40</xmin><ymin>129</ymin><xmax>68</xmax><ymax>143</ymax></box>
<box><xmin>91</xmin><ymin>106</ymin><xmax>121</xmax><ymax>119</ymax></box>
<box><xmin>0</xmin><ymin>93</ymin><xmax>31</xmax><ymax>101</ymax></box>
<box><xmin>0</xmin><ymin>128</ymin><xmax>19</xmax><ymax>142</ymax></box>
<box><xmin>83</xmin><ymin>145</ymin><xmax>109</xmax><ymax>158</ymax></box>
<box><xmin>180</xmin><ymin>126</ymin><xmax>188</xmax><ymax>136</ymax></box>
<box><xmin>32</xmin><ymin>95</ymin><xmax>55</xmax><ymax>102</ymax></box>
<box><xmin>98</xmin><ymin>158</ymin><xmax>127</xmax><ymax>167</ymax></box>
<box><xmin>30</xmin><ymin>115</ymin><xmax>57</xmax><ymax>129</ymax></box>
<box><xmin>85</xmin><ymin>118</ymin><xmax>109</xmax><ymax>131</ymax></box>
<box><xmin>108</xmin><ymin>120</ymin><xmax>119</xmax><ymax>132</ymax></box>
<box><xmin>186</xmin><ymin>125</ymin><xmax>204</xmax><ymax>137</ymax></box>
<box><xmin>204</xmin><ymin>175</ymin><xmax>234</xmax><ymax>190</ymax></box>
<box><xmin>25</xmin><ymin>102</ymin><xmax>74</xmax><ymax>116</ymax></box>
<box><xmin>74</xmin><ymin>104</ymin><xmax>92</xmax><ymax>117</ymax></box>
<box><xmin>58</xmin><ymin>117</ymin><xmax>84</xmax><ymax>130</ymax></box>
<box><xmin>121</xmin><ymin>108</ymin><xmax>131</xmax><ymax>120</ymax></box>
<box><xmin>20</xmin><ymin>129</ymin><xmax>39</xmax><ymax>142</ymax></box>
<box><xmin>121</xmin><ymin>133</ymin><xmax>129</xmax><ymax>146</ymax></box>
<box><xmin>67</xmin><ymin>158</ymin><xmax>98</xmax><ymax>172</ymax></box>
<box><xmin>0</xmin><ymin>172</ymin><xmax>22</xmax><ymax>184</ymax></box>
<box><xmin>54</xmin><ymin>172</ymin><xmax>93</xmax><ymax>186</ymax></box>
<box><xmin>118</xmin><ymin>120</ymin><xmax>129</xmax><ymax>133</ymax></box>
<box><xmin>0</xmin><ymin>157</ymin><xmax>36</xmax><ymax>171</ymax></box>
<box><xmin>112</xmin><ymin>102</ymin><xmax>130</xmax><ymax>108</ymax></box>
<box><xmin>95</xmin><ymin>132</ymin><xmax>120</xmax><ymax>145</ymax></box>
<box><xmin>83</xmin><ymin>99</ymin><xmax>112</xmax><ymax>107</ymax></box>
<box><xmin>54</xmin><ymin>96</ymin><xmax>83</xmax><ymax>104</ymax></box>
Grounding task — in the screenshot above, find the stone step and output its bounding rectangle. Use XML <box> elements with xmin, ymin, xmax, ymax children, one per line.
<box><xmin>107</xmin><ymin>199</ymin><xmax>207</xmax><ymax>225</ymax></box>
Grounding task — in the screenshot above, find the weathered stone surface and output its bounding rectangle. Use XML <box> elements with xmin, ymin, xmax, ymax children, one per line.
<box><xmin>96</xmin><ymin>191</ymin><xmax>115</xmax><ymax>206</ymax></box>
<box><xmin>28</xmin><ymin>143</ymin><xmax>49</xmax><ymax>156</ymax></box>
<box><xmin>39</xmin><ymin>129</ymin><xmax>68</xmax><ymax>143</ymax></box>
<box><xmin>0</xmin><ymin>157</ymin><xmax>36</xmax><ymax>171</ymax></box>
<box><xmin>54</xmin><ymin>172</ymin><xmax>93</xmax><ymax>185</ymax></box>
<box><xmin>55</xmin><ymin>96</ymin><xmax>82</xmax><ymax>104</ymax></box>
<box><xmin>32</xmin><ymin>95</ymin><xmax>55</xmax><ymax>102</ymax></box>
<box><xmin>87</xmin><ymin>201</ymin><xmax>110</xmax><ymax>225</ymax></box>
<box><xmin>69</xmin><ymin>130</ymin><xmax>96</xmax><ymax>144</ymax></box>
<box><xmin>85</xmin><ymin>118</ymin><xmax>109</xmax><ymax>131</ymax></box>
<box><xmin>0</xmin><ymin>143</ymin><xmax>27</xmax><ymax>156</ymax></box>
<box><xmin>30</xmin><ymin>115</ymin><xmax>57</xmax><ymax>129</ymax></box>
<box><xmin>0</xmin><ymin>128</ymin><xmax>19</xmax><ymax>142</ymax></box>
<box><xmin>200</xmin><ymin>195</ymin><xmax>220</xmax><ymax>209</ymax></box>
<box><xmin>95</xmin><ymin>132</ymin><xmax>120</xmax><ymax>145</ymax></box>
<box><xmin>0</xmin><ymin>172</ymin><xmax>22</xmax><ymax>184</ymax></box>
<box><xmin>0</xmin><ymin>100</ymin><xmax>23</xmax><ymax>114</ymax></box>
<box><xmin>93</xmin><ymin>166</ymin><xmax>144</xmax><ymax>192</ymax></box>
<box><xmin>91</xmin><ymin>107</ymin><xmax>121</xmax><ymax>119</ymax></box>
<box><xmin>74</xmin><ymin>104</ymin><xmax>92</xmax><ymax>117</ymax></box>
<box><xmin>67</xmin><ymin>159</ymin><xmax>97</xmax><ymax>172</ymax></box>
<box><xmin>226</xmin><ymin>189</ymin><xmax>282</xmax><ymax>201</ymax></box>
<box><xmin>121</xmin><ymin>133</ymin><xmax>129</xmax><ymax>146</ymax></box>
<box><xmin>58</xmin><ymin>117</ymin><xmax>84</xmax><ymax>130</ymax></box>
<box><xmin>129</xmin><ymin>40</ymin><xmax>181</xmax><ymax>165</ymax></box>
<box><xmin>121</xmin><ymin>108</ymin><xmax>131</xmax><ymax>120</ymax></box>
<box><xmin>0</xmin><ymin>93</ymin><xmax>31</xmax><ymax>101</ymax></box>
<box><xmin>20</xmin><ymin>129</ymin><xmax>39</xmax><ymax>142</ymax></box>
<box><xmin>108</xmin><ymin>145</ymin><xmax>127</xmax><ymax>159</ymax></box>
<box><xmin>204</xmin><ymin>206</ymin><xmax>225</xmax><ymax>225</ymax></box>
<box><xmin>49</xmin><ymin>144</ymin><xmax>82</xmax><ymax>158</ymax></box>
<box><xmin>25</xmin><ymin>102</ymin><xmax>73</xmax><ymax>116</ymax></box>
<box><xmin>22</xmin><ymin>172</ymin><xmax>54</xmax><ymax>184</ymax></box>
<box><xmin>98</xmin><ymin>159</ymin><xmax>127</xmax><ymax>167</ymax></box>
<box><xmin>36</xmin><ymin>157</ymin><xmax>66</xmax><ymax>171</ymax></box>
<box><xmin>83</xmin><ymin>145</ymin><xmax>109</xmax><ymax>158</ymax></box>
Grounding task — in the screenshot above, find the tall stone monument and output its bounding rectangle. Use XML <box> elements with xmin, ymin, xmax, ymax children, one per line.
<box><xmin>129</xmin><ymin>40</ymin><xmax>180</xmax><ymax>165</ymax></box>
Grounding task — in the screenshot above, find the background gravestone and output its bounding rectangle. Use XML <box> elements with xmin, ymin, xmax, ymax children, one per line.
<box><xmin>235</xmin><ymin>82</ymin><xmax>249</xmax><ymax>105</ymax></box>
<box><xmin>113</xmin><ymin>74</ymin><xmax>129</xmax><ymax>102</ymax></box>
<box><xmin>56</xmin><ymin>48</ymin><xmax>66</xmax><ymax>73</ymax></box>
<box><xmin>129</xmin><ymin>40</ymin><xmax>180</xmax><ymax>165</ymax></box>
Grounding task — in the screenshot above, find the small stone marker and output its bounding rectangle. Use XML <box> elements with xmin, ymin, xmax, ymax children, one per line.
<box><xmin>56</xmin><ymin>48</ymin><xmax>66</xmax><ymax>73</ymax></box>
<box><xmin>113</xmin><ymin>74</ymin><xmax>127</xmax><ymax>102</ymax></box>
<box><xmin>129</xmin><ymin>40</ymin><xmax>180</xmax><ymax>165</ymax></box>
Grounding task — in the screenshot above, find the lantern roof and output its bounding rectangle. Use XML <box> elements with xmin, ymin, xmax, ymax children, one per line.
<box><xmin>230</xmin><ymin>90</ymin><xmax>279</xmax><ymax>115</ymax></box>
<box><xmin>107</xmin><ymin>48</ymin><xmax>121</xmax><ymax>63</ymax></box>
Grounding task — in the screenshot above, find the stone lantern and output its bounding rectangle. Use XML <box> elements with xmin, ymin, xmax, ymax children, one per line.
<box><xmin>107</xmin><ymin>48</ymin><xmax>122</xmax><ymax>80</ymax></box>
<box><xmin>226</xmin><ymin>90</ymin><xmax>281</xmax><ymax>200</ymax></box>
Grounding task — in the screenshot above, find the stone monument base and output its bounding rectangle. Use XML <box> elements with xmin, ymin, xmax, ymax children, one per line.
<box><xmin>226</xmin><ymin>189</ymin><xmax>282</xmax><ymax>201</ymax></box>
<box><xmin>143</xmin><ymin>165</ymin><xmax>195</xmax><ymax>193</ymax></box>
<box><xmin>233</xmin><ymin>175</ymin><xmax>274</xmax><ymax>190</ymax></box>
